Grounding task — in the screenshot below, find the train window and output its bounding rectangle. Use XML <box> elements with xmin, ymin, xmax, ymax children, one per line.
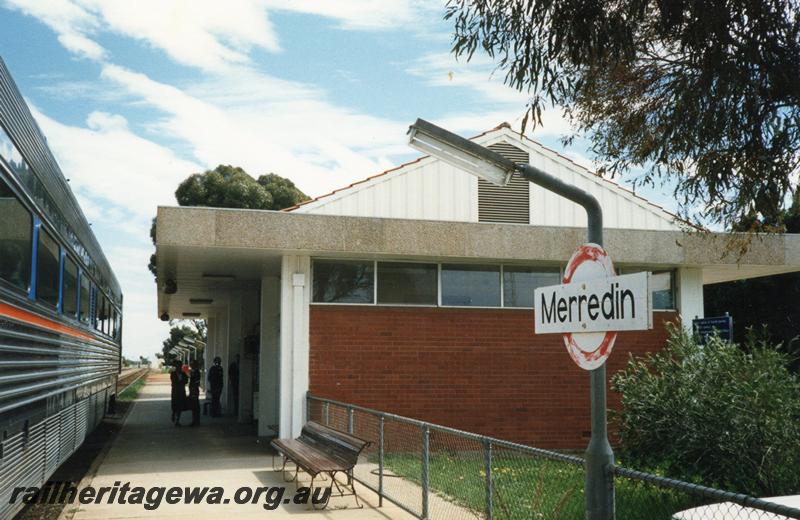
<box><xmin>99</xmin><ymin>294</ymin><xmax>109</xmax><ymax>335</ymax></box>
<box><xmin>62</xmin><ymin>256</ymin><xmax>78</xmax><ymax>318</ymax></box>
<box><xmin>0</xmin><ymin>177</ymin><xmax>32</xmax><ymax>292</ymax></box>
<box><xmin>95</xmin><ymin>293</ymin><xmax>104</xmax><ymax>332</ymax></box>
<box><xmin>111</xmin><ymin>308</ymin><xmax>117</xmax><ymax>338</ymax></box>
<box><xmin>36</xmin><ymin>228</ymin><xmax>60</xmax><ymax>307</ymax></box>
<box><xmin>79</xmin><ymin>274</ymin><xmax>90</xmax><ymax>324</ymax></box>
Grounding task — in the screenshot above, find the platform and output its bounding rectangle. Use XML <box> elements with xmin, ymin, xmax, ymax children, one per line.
<box><xmin>69</xmin><ymin>373</ymin><xmax>411</xmax><ymax>519</ymax></box>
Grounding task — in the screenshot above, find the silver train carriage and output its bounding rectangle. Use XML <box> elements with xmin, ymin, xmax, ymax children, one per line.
<box><xmin>0</xmin><ymin>57</ymin><xmax>123</xmax><ymax>519</ymax></box>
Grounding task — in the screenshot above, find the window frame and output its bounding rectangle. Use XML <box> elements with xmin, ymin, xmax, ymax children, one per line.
<box><xmin>34</xmin><ymin>223</ymin><xmax>62</xmax><ymax>309</ymax></box>
<box><xmin>311</xmin><ymin>258</ymin><xmax>376</xmax><ymax>304</ymax></box>
<box><xmin>0</xmin><ymin>173</ymin><xmax>34</xmax><ymax>295</ymax></box>
<box><xmin>310</xmin><ymin>258</ymin><xmax>679</xmax><ymax>312</ymax></box>
<box><xmin>440</xmin><ymin>262</ymin><xmax>503</xmax><ymax>308</ymax></box>
<box><xmin>310</xmin><ymin>258</ymin><xmax>567</xmax><ymax>310</ymax></box>
<box><xmin>618</xmin><ymin>267</ymin><xmax>677</xmax><ymax>311</ymax></box>
<box><xmin>376</xmin><ymin>260</ymin><xmax>439</xmax><ymax>306</ymax></box>
<box><xmin>60</xmin><ymin>253</ymin><xmax>79</xmax><ymax>319</ymax></box>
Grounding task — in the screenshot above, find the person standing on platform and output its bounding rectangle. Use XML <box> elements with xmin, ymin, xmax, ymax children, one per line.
<box><xmin>208</xmin><ymin>356</ymin><xmax>224</xmax><ymax>417</ymax></box>
<box><xmin>229</xmin><ymin>354</ymin><xmax>240</xmax><ymax>416</ymax></box>
<box><xmin>188</xmin><ymin>359</ymin><xmax>201</xmax><ymax>426</ymax></box>
<box><xmin>170</xmin><ymin>359</ymin><xmax>187</xmax><ymax>426</ymax></box>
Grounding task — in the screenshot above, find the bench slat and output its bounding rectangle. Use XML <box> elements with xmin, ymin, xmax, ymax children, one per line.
<box><xmin>271</xmin><ymin>422</ymin><xmax>371</xmax><ymax>477</ymax></box>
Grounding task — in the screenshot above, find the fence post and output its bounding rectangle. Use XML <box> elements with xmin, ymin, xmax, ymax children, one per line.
<box><xmin>378</xmin><ymin>415</ymin><xmax>385</xmax><ymax>508</ymax></box>
<box><xmin>421</xmin><ymin>424</ymin><xmax>430</xmax><ymax>520</ymax></box>
<box><xmin>347</xmin><ymin>406</ymin><xmax>354</xmax><ymax>434</ymax></box>
<box><xmin>484</xmin><ymin>440</ymin><xmax>493</xmax><ymax>520</ymax></box>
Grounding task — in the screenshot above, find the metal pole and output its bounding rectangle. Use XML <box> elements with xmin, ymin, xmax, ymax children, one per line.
<box><xmin>421</xmin><ymin>424</ymin><xmax>430</xmax><ymax>519</ymax></box>
<box><xmin>518</xmin><ymin>164</ymin><xmax>614</xmax><ymax>520</ymax></box>
<box><xmin>347</xmin><ymin>406</ymin><xmax>354</xmax><ymax>434</ymax></box>
<box><xmin>378</xmin><ymin>415</ymin><xmax>385</xmax><ymax>507</ymax></box>
<box><xmin>484</xmin><ymin>440</ymin><xmax>493</xmax><ymax>520</ymax></box>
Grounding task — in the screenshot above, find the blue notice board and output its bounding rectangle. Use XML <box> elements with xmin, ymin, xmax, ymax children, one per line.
<box><xmin>692</xmin><ymin>315</ymin><xmax>733</xmax><ymax>344</ymax></box>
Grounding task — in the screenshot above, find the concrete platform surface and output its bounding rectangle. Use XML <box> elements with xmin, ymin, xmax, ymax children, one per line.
<box><xmin>69</xmin><ymin>373</ymin><xmax>412</xmax><ymax>519</ymax></box>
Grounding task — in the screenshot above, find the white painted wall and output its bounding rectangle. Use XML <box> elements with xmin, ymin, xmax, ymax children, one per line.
<box><xmin>279</xmin><ymin>255</ymin><xmax>311</xmax><ymax>438</ymax></box>
<box><xmin>677</xmin><ymin>267</ymin><xmax>705</xmax><ymax>329</ymax></box>
<box><xmin>294</xmin><ymin>130</ymin><xmax>680</xmax><ymax>231</ymax></box>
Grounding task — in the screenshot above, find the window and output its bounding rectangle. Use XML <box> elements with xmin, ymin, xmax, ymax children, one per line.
<box><xmin>441</xmin><ymin>264</ymin><xmax>500</xmax><ymax>307</ymax></box>
<box><xmin>312</xmin><ymin>259</ymin><xmax>374</xmax><ymax>303</ymax></box>
<box><xmin>79</xmin><ymin>274</ymin><xmax>91</xmax><ymax>324</ymax></box>
<box><xmin>621</xmin><ymin>268</ymin><xmax>675</xmax><ymax>310</ymax></box>
<box><xmin>651</xmin><ymin>271</ymin><xmax>675</xmax><ymax>310</ymax></box>
<box><xmin>36</xmin><ymin>228</ymin><xmax>60</xmax><ymax>307</ymax></box>
<box><xmin>503</xmin><ymin>266</ymin><xmax>561</xmax><ymax>308</ymax></box>
<box><xmin>62</xmin><ymin>256</ymin><xmax>78</xmax><ymax>318</ymax></box>
<box><xmin>377</xmin><ymin>262</ymin><xmax>437</xmax><ymax>305</ymax></box>
<box><xmin>0</xmin><ymin>177</ymin><xmax>32</xmax><ymax>291</ymax></box>
<box><xmin>97</xmin><ymin>294</ymin><xmax>108</xmax><ymax>334</ymax></box>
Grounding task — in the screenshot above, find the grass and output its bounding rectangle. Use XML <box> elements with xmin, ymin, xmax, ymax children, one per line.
<box><xmin>375</xmin><ymin>452</ymin><xmax>701</xmax><ymax>520</ymax></box>
<box><xmin>118</xmin><ymin>375</ymin><xmax>146</xmax><ymax>401</ymax></box>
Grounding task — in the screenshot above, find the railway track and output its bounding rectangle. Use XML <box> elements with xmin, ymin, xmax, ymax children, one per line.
<box><xmin>116</xmin><ymin>367</ymin><xmax>149</xmax><ymax>394</ymax></box>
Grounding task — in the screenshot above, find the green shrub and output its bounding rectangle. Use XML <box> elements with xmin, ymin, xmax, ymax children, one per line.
<box><xmin>611</xmin><ymin>323</ymin><xmax>800</xmax><ymax>496</ymax></box>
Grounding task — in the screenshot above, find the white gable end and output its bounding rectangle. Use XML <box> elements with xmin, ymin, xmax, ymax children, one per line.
<box><xmin>291</xmin><ymin>127</ymin><xmax>681</xmax><ymax>231</ymax></box>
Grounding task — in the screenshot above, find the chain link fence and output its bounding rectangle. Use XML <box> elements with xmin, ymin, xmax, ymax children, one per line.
<box><xmin>306</xmin><ymin>395</ymin><xmax>800</xmax><ymax>520</ymax></box>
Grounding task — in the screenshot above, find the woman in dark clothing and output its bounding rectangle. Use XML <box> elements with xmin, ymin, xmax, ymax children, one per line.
<box><xmin>170</xmin><ymin>359</ymin><xmax>187</xmax><ymax>426</ymax></box>
<box><xmin>188</xmin><ymin>360</ymin><xmax>201</xmax><ymax>427</ymax></box>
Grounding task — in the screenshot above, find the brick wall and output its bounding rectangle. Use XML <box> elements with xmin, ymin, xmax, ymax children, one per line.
<box><xmin>309</xmin><ymin>305</ymin><xmax>677</xmax><ymax>449</ymax></box>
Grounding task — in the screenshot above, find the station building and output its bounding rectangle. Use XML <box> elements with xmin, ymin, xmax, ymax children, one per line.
<box><xmin>155</xmin><ymin>124</ymin><xmax>800</xmax><ymax>448</ymax></box>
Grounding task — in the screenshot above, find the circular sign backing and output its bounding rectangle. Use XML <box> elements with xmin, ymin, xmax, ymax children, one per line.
<box><xmin>562</xmin><ymin>243</ymin><xmax>617</xmax><ymax>370</ymax></box>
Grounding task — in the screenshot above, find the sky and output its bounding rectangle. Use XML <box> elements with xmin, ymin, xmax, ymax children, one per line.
<box><xmin>0</xmin><ymin>0</ymin><xmax>680</xmax><ymax>362</ymax></box>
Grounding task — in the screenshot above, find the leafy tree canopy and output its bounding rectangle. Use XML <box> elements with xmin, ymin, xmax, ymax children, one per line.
<box><xmin>175</xmin><ymin>164</ymin><xmax>308</xmax><ymax>210</ymax></box>
<box><xmin>148</xmin><ymin>165</ymin><xmax>308</xmax><ymax>277</ymax></box>
<box><xmin>446</xmin><ymin>0</ymin><xmax>800</xmax><ymax>230</ymax></box>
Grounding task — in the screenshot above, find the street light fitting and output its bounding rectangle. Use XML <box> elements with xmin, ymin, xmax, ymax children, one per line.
<box><xmin>407</xmin><ymin>118</ymin><xmax>516</xmax><ymax>187</ymax></box>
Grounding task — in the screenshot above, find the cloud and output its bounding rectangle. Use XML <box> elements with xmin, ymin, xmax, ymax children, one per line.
<box><xmin>100</xmin><ymin>63</ymin><xmax>407</xmax><ymax>197</ymax></box>
<box><xmin>4</xmin><ymin>0</ymin><xmax>439</xmax><ymax>71</ymax></box>
<box><xmin>264</xmin><ymin>0</ymin><xmax>436</xmax><ymax>30</ymax></box>
<box><xmin>3</xmin><ymin>0</ymin><xmax>105</xmax><ymax>60</ymax></box>
<box><xmin>32</xmin><ymin>105</ymin><xmax>202</xmax><ymax>223</ymax></box>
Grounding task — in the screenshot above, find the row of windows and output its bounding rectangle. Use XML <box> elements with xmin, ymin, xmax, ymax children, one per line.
<box><xmin>312</xmin><ymin>259</ymin><xmax>676</xmax><ymax>310</ymax></box>
<box><xmin>1</xmin><ymin>120</ymin><xmax>94</xmax><ymax>277</ymax></box>
<box><xmin>0</xmin><ymin>175</ymin><xmax>120</xmax><ymax>339</ymax></box>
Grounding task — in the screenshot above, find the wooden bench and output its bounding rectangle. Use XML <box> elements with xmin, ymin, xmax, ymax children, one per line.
<box><xmin>270</xmin><ymin>421</ymin><xmax>371</xmax><ymax>509</ymax></box>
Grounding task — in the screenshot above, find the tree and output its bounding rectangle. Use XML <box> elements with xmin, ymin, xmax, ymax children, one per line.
<box><xmin>612</xmin><ymin>324</ymin><xmax>800</xmax><ymax>496</ymax></box>
<box><xmin>147</xmin><ymin>216</ymin><xmax>157</xmax><ymax>278</ymax></box>
<box><xmin>148</xmin><ymin>165</ymin><xmax>308</xmax><ymax>279</ymax></box>
<box><xmin>446</xmin><ymin>0</ymin><xmax>800</xmax><ymax>230</ymax></box>
<box><xmin>176</xmin><ymin>164</ymin><xmax>273</xmax><ymax>209</ymax></box>
<box><xmin>257</xmin><ymin>173</ymin><xmax>309</xmax><ymax>210</ymax></box>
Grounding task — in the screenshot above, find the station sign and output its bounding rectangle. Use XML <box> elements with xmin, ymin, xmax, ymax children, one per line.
<box><xmin>692</xmin><ymin>315</ymin><xmax>733</xmax><ymax>344</ymax></box>
<box><xmin>535</xmin><ymin>272</ymin><xmax>652</xmax><ymax>333</ymax></box>
<box><xmin>534</xmin><ymin>243</ymin><xmax>653</xmax><ymax>370</ymax></box>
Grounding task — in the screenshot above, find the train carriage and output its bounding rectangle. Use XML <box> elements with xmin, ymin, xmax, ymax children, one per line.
<box><xmin>0</xmin><ymin>57</ymin><xmax>122</xmax><ymax>519</ymax></box>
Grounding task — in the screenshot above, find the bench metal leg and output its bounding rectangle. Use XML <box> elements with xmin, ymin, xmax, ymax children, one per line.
<box><xmin>310</xmin><ymin>474</ymin><xmax>333</xmax><ymax>510</ymax></box>
<box><xmin>272</xmin><ymin>453</ymin><xmax>298</xmax><ymax>483</ymax></box>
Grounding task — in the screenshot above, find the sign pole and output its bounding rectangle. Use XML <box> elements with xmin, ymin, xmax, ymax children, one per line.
<box><xmin>518</xmin><ymin>165</ymin><xmax>614</xmax><ymax>520</ymax></box>
<box><xmin>585</xmin><ymin>218</ymin><xmax>615</xmax><ymax>520</ymax></box>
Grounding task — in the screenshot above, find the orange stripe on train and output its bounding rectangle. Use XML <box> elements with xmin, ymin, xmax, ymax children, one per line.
<box><xmin>0</xmin><ymin>302</ymin><xmax>95</xmax><ymax>341</ymax></box>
